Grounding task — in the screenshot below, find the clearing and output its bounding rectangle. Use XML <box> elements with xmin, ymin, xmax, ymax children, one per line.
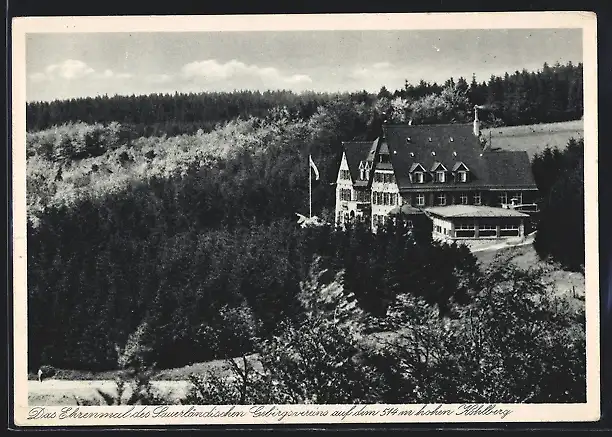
<box><xmin>482</xmin><ymin>119</ymin><xmax>584</xmax><ymax>160</ymax></box>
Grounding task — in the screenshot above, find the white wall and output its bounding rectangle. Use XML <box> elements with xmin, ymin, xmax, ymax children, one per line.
<box><xmin>371</xmin><ymin>169</ymin><xmax>401</xmax><ymax>231</ymax></box>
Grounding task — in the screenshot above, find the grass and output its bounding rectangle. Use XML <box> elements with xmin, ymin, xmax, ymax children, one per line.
<box><xmin>28</xmin><ymin>353</ymin><xmax>261</xmax><ymax>382</ymax></box>
<box><xmin>474</xmin><ymin>243</ymin><xmax>585</xmax><ymax>308</ymax></box>
<box><xmin>482</xmin><ymin>120</ymin><xmax>584</xmax><ymax>160</ymax></box>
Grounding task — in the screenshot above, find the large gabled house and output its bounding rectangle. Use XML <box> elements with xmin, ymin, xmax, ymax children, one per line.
<box><xmin>335</xmin><ymin>109</ymin><xmax>539</xmax><ymax>242</ymax></box>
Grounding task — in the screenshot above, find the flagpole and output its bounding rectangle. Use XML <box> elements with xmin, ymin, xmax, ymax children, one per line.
<box><xmin>309</xmin><ymin>154</ymin><xmax>312</xmax><ymax>219</ymax></box>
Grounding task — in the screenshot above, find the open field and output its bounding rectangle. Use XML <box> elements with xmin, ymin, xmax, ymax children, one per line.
<box><xmin>473</xmin><ymin>242</ymin><xmax>585</xmax><ymax>302</ymax></box>
<box><xmin>482</xmin><ymin>120</ymin><xmax>584</xmax><ymax>160</ymax></box>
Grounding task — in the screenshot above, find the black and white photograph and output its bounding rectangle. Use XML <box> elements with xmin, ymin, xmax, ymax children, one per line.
<box><xmin>12</xmin><ymin>12</ymin><xmax>599</xmax><ymax>426</ymax></box>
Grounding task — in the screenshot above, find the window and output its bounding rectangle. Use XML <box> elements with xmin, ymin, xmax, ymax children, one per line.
<box><xmin>459</xmin><ymin>193</ymin><xmax>469</xmax><ymax>205</ymax></box>
<box><xmin>359</xmin><ymin>169</ymin><xmax>365</xmax><ymax>180</ymax></box>
<box><xmin>416</xmin><ymin>193</ymin><xmax>425</xmax><ymax>206</ymax></box>
<box><xmin>436</xmin><ymin>193</ymin><xmax>446</xmax><ymax>206</ymax></box>
<box><xmin>510</xmin><ymin>192</ymin><xmax>523</xmax><ymax>205</ymax></box>
<box><xmin>390</xmin><ymin>193</ymin><xmax>398</xmax><ymax>206</ymax></box>
<box><xmin>414</xmin><ymin>172</ymin><xmax>424</xmax><ymax>183</ymax></box>
<box><xmin>500</xmin><ymin>223</ymin><xmax>520</xmax><ymax>237</ymax></box>
<box><xmin>435</xmin><ymin>225</ymin><xmax>442</xmax><ymax>233</ymax></box>
<box><xmin>436</xmin><ymin>171</ymin><xmax>446</xmax><ymax>183</ymax></box>
<box><xmin>340</xmin><ymin>170</ymin><xmax>351</xmax><ymax>180</ymax></box>
<box><xmin>379</xmin><ymin>154</ymin><xmax>389</xmax><ymax>163</ymax></box>
<box><xmin>457</xmin><ymin>171</ymin><xmax>468</xmax><ymax>182</ymax></box>
<box><xmin>498</xmin><ymin>192</ymin><xmax>508</xmax><ymax>205</ymax></box>
<box><xmin>456</xmin><ymin>222</ymin><xmax>476</xmax><ymax>238</ymax></box>
<box><xmin>406</xmin><ymin>220</ymin><xmax>414</xmax><ymax>229</ymax></box>
<box><xmin>479</xmin><ymin>223</ymin><xmax>497</xmax><ymax>237</ymax></box>
<box><xmin>473</xmin><ymin>192</ymin><xmax>482</xmax><ymax>205</ymax></box>
<box><xmin>340</xmin><ymin>188</ymin><xmax>352</xmax><ymax>201</ymax></box>
<box><xmin>500</xmin><ymin>224</ymin><xmax>519</xmax><ymax>230</ymax></box>
<box><xmin>356</xmin><ymin>190</ymin><xmax>369</xmax><ymax>202</ymax></box>
<box><xmin>457</xmin><ymin>223</ymin><xmax>476</xmax><ymax>230</ymax></box>
<box><xmin>383</xmin><ymin>193</ymin><xmax>390</xmax><ymax>205</ymax></box>
<box><xmin>375</xmin><ymin>173</ymin><xmax>396</xmax><ymax>184</ymax></box>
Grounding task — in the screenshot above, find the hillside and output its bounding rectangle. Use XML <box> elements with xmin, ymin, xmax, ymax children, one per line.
<box><xmin>483</xmin><ymin>120</ymin><xmax>584</xmax><ymax>160</ymax></box>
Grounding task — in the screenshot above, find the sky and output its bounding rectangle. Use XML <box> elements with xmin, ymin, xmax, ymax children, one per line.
<box><xmin>25</xmin><ymin>28</ymin><xmax>583</xmax><ymax>102</ymax></box>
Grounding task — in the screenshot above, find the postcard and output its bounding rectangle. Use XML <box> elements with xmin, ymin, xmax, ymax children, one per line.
<box><xmin>11</xmin><ymin>11</ymin><xmax>599</xmax><ymax>426</ymax></box>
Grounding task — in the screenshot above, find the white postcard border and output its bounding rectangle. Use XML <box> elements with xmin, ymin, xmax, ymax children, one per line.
<box><xmin>11</xmin><ymin>11</ymin><xmax>600</xmax><ymax>427</ymax></box>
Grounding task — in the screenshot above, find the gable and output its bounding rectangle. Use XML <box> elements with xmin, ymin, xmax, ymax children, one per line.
<box><xmin>342</xmin><ymin>141</ymin><xmax>375</xmax><ymax>186</ymax></box>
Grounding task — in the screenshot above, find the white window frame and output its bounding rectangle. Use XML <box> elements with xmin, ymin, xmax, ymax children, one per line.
<box><xmin>458</xmin><ymin>171</ymin><xmax>468</xmax><ymax>182</ymax></box>
<box><xmin>340</xmin><ymin>169</ymin><xmax>351</xmax><ymax>180</ymax></box>
<box><xmin>436</xmin><ymin>193</ymin><xmax>447</xmax><ymax>206</ymax></box>
<box><xmin>473</xmin><ymin>192</ymin><xmax>482</xmax><ymax>205</ymax></box>
<box><xmin>414</xmin><ymin>171</ymin><xmax>424</xmax><ymax>183</ymax></box>
<box><xmin>500</xmin><ymin>224</ymin><xmax>520</xmax><ymax>231</ymax></box>
<box><xmin>511</xmin><ymin>192</ymin><xmax>523</xmax><ymax>205</ymax></box>
<box><xmin>436</xmin><ymin>171</ymin><xmax>446</xmax><ymax>183</ymax></box>
<box><xmin>459</xmin><ymin>193</ymin><xmax>469</xmax><ymax>205</ymax></box>
<box><xmin>416</xmin><ymin>193</ymin><xmax>425</xmax><ymax>206</ymax></box>
<box><xmin>457</xmin><ymin>223</ymin><xmax>476</xmax><ymax>230</ymax></box>
<box><xmin>479</xmin><ymin>224</ymin><xmax>497</xmax><ymax>231</ymax></box>
<box><xmin>499</xmin><ymin>192</ymin><xmax>508</xmax><ymax>205</ymax></box>
<box><xmin>340</xmin><ymin>188</ymin><xmax>352</xmax><ymax>201</ymax></box>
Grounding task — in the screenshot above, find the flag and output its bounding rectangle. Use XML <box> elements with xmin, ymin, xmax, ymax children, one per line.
<box><xmin>309</xmin><ymin>155</ymin><xmax>320</xmax><ymax>181</ymax></box>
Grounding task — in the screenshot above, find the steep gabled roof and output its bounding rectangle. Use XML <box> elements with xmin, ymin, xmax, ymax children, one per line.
<box><xmin>409</xmin><ymin>162</ymin><xmax>426</xmax><ymax>172</ymax></box>
<box><xmin>342</xmin><ymin>141</ymin><xmax>374</xmax><ymax>187</ymax></box>
<box><xmin>482</xmin><ymin>151</ymin><xmax>537</xmax><ymax>189</ymax></box>
<box><xmin>430</xmin><ymin>161</ymin><xmax>447</xmax><ymax>172</ymax></box>
<box><xmin>451</xmin><ymin>161</ymin><xmax>470</xmax><ymax>172</ymax></box>
<box><xmin>386</xmin><ymin>124</ymin><xmax>490</xmax><ymax>189</ymax></box>
<box><xmin>383</xmin><ymin>123</ymin><xmax>536</xmax><ymax>190</ymax></box>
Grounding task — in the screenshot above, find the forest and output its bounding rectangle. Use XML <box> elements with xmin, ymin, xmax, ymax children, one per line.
<box><xmin>26</xmin><ymin>61</ymin><xmax>583</xmax><ymax>136</ymax></box>
<box><xmin>25</xmin><ymin>61</ymin><xmax>586</xmax><ymax>404</ymax></box>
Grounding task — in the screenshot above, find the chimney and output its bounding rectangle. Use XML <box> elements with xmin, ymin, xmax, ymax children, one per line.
<box><xmin>473</xmin><ymin>105</ymin><xmax>481</xmax><ymax>137</ymax></box>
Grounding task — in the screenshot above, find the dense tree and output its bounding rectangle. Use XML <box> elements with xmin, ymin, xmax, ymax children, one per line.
<box><xmin>26</xmin><ymin>62</ymin><xmax>583</xmax><ymax>136</ymax></box>
<box><xmin>533</xmin><ymin>138</ymin><xmax>585</xmax><ymax>272</ymax></box>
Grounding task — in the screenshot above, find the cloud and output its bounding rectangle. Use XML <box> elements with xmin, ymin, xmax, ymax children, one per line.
<box><xmin>180</xmin><ymin>59</ymin><xmax>312</xmax><ymax>86</ymax></box>
<box><xmin>96</xmin><ymin>69</ymin><xmax>133</xmax><ymax>80</ymax></box>
<box><xmin>29</xmin><ymin>60</ymin><xmax>132</xmax><ymax>82</ymax></box>
<box><xmin>145</xmin><ymin>73</ymin><xmax>173</xmax><ymax>84</ymax></box>
<box><xmin>350</xmin><ymin>62</ymin><xmax>394</xmax><ymax>80</ymax></box>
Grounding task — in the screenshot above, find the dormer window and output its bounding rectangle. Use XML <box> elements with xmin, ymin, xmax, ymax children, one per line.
<box><xmin>452</xmin><ymin>162</ymin><xmax>470</xmax><ymax>183</ymax></box>
<box><xmin>410</xmin><ymin>163</ymin><xmax>426</xmax><ymax>184</ymax></box>
<box><xmin>430</xmin><ymin>162</ymin><xmax>447</xmax><ymax>183</ymax></box>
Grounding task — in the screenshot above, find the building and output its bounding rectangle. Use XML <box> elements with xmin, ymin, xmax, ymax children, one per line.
<box><xmin>335</xmin><ymin>107</ymin><xmax>538</xmax><ymax>238</ymax></box>
<box><xmin>426</xmin><ymin>204</ymin><xmax>529</xmax><ymax>242</ymax></box>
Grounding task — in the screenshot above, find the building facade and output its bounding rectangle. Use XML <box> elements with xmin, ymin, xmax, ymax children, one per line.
<box><xmin>335</xmin><ymin>111</ymin><xmax>538</xmax><ymax>236</ymax></box>
<box><xmin>427</xmin><ymin>205</ymin><xmax>528</xmax><ymax>242</ymax></box>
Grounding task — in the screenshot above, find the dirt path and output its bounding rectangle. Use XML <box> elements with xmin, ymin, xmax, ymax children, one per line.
<box><xmin>28</xmin><ymin>379</ymin><xmax>193</xmax><ymax>406</ymax></box>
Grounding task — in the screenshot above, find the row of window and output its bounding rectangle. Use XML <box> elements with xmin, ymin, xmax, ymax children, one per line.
<box><xmin>373</xmin><ymin>172</ymin><xmax>396</xmax><ymax>184</ymax></box>
<box><xmin>408</xmin><ymin>192</ymin><xmax>481</xmax><ymax>207</ymax></box>
<box><xmin>340</xmin><ymin>189</ymin><xmax>523</xmax><ymax>207</ymax></box>
<box><xmin>411</xmin><ymin>170</ymin><xmax>469</xmax><ymax>184</ymax></box>
<box><xmin>372</xmin><ymin>191</ymin><xmax>399</xmax><ymax>206</ymax></box>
